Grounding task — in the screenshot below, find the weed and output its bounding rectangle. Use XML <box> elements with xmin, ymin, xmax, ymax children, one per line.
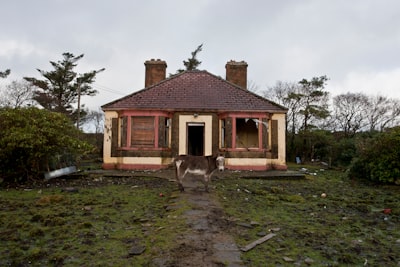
<box><xmin>214</xmin><ymin>165</ymin><xmax>400</xmax><ymax>266</ymax></box>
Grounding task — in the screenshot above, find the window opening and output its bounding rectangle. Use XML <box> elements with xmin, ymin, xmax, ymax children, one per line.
<box><xmin>236</xmin><ymin>118</ymin><xmax>259</xmax><ymax>148</ymax></box>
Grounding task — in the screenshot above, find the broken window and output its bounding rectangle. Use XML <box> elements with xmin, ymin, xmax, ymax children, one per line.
<box><xmin>236</xmin><ymin>118</ymin><xmax>259</xmax><ymax>148</ymax></box>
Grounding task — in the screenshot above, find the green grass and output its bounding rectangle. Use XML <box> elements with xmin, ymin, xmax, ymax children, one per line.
<box><xmin>214</xmin><ymin>165</ymin><xmax>400</xmax><ymax>266</ymax></box>
<box><xmin>0</xmin><ymin>176</ymin><xmax>186</xmax><ymax>266</ymax></box>
<box><xmin>1</xmin><ymin>168</ymin><xmax>399</xmax><ymax>266</ymax></box>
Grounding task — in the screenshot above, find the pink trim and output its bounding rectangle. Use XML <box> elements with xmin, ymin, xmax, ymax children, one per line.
<box><xmin>103</xmin><ymin>162</ymin><xmax>287</xmax><ymax>171</ymax></box>
<box><xmin>154</xmin><ymin>117</ymin><xmax>159</xmax><ymax>148</ymax></box>
<box><xmin>232</xmin><ymin>118</ymin><xmax>236</xmax><ymax>148</ymax></box>
<box><xmin>119</xmin><ymin>110</ymin><xmax>170</xmax><ymax>116</ymax></box>
<box><xmin>102</xmin><ymin>163</ymin><xmax>168</xmax><ymax>170</ymax></box>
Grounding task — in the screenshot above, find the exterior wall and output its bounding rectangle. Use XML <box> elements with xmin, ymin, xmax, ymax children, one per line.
<box><xmin>178</xmin><ymin>114</ymin><xmax>213</xmax><ymax>156</ymax></box>
<box><xmin>271</xmin><ymin>113</ymin><xmax>286</xmax><ymax>169</ymax></box>
<box><xmin>102</xmin><ymin>110</ymin><xmax>173</xmax><ymax>170</ymax></box>
<box><xmin>103</xmin><ymin>109</ymin><xmax>287</xmax><ymax>171</ymax></box>
<box><xmin>103</xmin><ymin>110</ymin><xmax>118</xmax><ymax>167</ymax></box>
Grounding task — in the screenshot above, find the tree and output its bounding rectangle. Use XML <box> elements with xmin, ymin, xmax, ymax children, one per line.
<box><xmin>331</xmin><ymin>92</ymin><xmax>369</xmax><ymax>137</ymax></box>
<box><xmin>24</xmin><ymin>52</ymin><xmax>105</xmax><ymax>124</ymax></box>
<box><xmin>0</xmin><ymin>80</ymin><xmax>35</xmax><ymax>108</ymax></box>
<box><xmin>174</xmin><ymin>44</ymin><xmax>203</xmax><ymax>74</ymax></box>
<box><xmin>0</xmin><ymin>107</ymin><xmax>93</xmax><ymax>182</ymax></box>
<box><xmin>366</xmin><ymin>95</ymin><xmax>400</xmax><ymax>132</ymax></box>
<box><xmin>85</xmin><ymin>108</ymin><xmax>104</xmax><ymax>134</ymax></box>
<box><xmin>349</xmin><ymin>127</ymin><xmax>400</xmax><ymax>184</ymax></box>
<box><xmin>297</xmin><ymin>76</ymin><xmax>330</xmax><ymax>131</ymax></box>
<box><xmin>0</xmin><ymin>69</ymin><xmax>10</xmax><ymax>78</ymax></box>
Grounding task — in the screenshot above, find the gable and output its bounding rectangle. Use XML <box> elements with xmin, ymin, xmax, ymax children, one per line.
<box><xmin>102</xmin><ymin>70</ymin><xmax>287</xmax><ymax>113</ymax></box>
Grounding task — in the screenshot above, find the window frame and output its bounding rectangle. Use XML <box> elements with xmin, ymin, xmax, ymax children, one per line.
<box><xmin>118</xmin><ymin>111</ymin><xmax>172</xmax><ymax>151</ymax></box>
<box><xmin>219</xmin><ymin>112</ymin><xmax>270</xmax><ymax>151</ymax></box>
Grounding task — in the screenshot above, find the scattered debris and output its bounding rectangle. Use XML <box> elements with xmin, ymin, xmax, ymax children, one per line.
<box><xmin>61</xmin><ymin>187</ymin><xmax>79</xmax><ymax>193</ymax></box>
<box><xmin>270</xmin><ymin>227</ymin><xmax>281</xmax><ymax>232</ymax></box>
<box><xmin>304</xmin><ymin>257</ymin><xmax>314</xmax><ymax>265</ymax></box>
<box><xmin>250</xmin><ymin>221</ymin><xmax>260</xmax><ymax>226</ymax></box>
<box><xmin>44</xmin><ymin>166</ymin><xmax>77</xmax><ymax>180</ymax></box>
<box><xmin>237</xmin><ymin>222</ymin><xmax>253</xmax><ymax>228</ymax></box>
<box><xmin>283</xmin><ymin>256</ymin><xmax>294</xmax><ymax>262</ymax></box>
<box><xmin>240</xmin><ymin>233</ymin><xmax>276</xmax><ymax>252</ymax></box>
<box><xmin>383</xmin><ymin>208</ymin><xmax>392</xmax><ymax>214</ymax></box>
<box><xmin>128</xmin><ymin>245</ymin><xmax>146</xmax><ymax>256</ymax></box>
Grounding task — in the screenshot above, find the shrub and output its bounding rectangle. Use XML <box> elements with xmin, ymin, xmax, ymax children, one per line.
<box><xmin>0</xmin><ymin>107</ymin><xmax>93</xmax><ymax>183</ymax></box>
<box><xmin>349</xmin><ymin>127</ymin><xmax>400</xmax><ymax>184</ymax></box>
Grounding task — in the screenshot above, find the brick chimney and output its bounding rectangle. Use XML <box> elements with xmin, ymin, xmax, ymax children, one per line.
<box><xmin>225</xmin><ymin>60</ymin><xmax>248</xmax><ymax>89</ymax></box>
<box><xmin>144</xmin><ymin>59</ymin><xmax>167</xmax><ymax>87</ymax></box>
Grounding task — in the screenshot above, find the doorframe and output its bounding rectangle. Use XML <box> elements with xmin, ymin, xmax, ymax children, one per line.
<box><xmin>178</xmin><ymin>115</ymin><xmax>212</xmax><ymax>156</ymax></box>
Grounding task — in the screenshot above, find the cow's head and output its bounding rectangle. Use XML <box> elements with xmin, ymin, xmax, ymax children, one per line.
<box><xmin>216</xmin><ymin>156</ymin><xmax>225</xmax><ymax>172</ymax></box>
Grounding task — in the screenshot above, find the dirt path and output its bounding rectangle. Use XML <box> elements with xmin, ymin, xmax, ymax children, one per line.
<box><xmin>161</xmin><ymin>174</ymin><xmax>244</xmax><ymax>267</ymax></box>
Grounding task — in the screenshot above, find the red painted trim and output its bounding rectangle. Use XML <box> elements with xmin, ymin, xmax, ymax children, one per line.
<box><xmin>232</xmin><ymin>118</ymin><xmax>236</xmax><ymax>148</ymax></box>
<box><xmin>258</xmin><ymin>117</ymin><xmax>263</xmax><ymax>150</ymax></box>
<box><xmin>102</xmin><ymin>162</ymin><xmax>169</xmax><ymax>170</ymax></box>
<box><xmin>219</xmin><ymin>112</ymin><xmax>270</xmax><ymax>119</ymax></box>
<box><xmin>117</xmin><ymin>147</ymin><xmax>171</xmax><ymax>151</ymax></box>
<box><xmin>103</xmin><ymin>162</ymin><xmax>287</xmax><ymax>171</ymax></box>
<box><xmin>154</xmin><ymin>117</ymin><xmax>159</xmax><ymax>148</ymax></box>
<box><xmin>127</xmin><ymin>116</ymin><xmax>132</xmax><ymax>147</ymax></box>
<box><xmin>119</xmin><ymin>110</ymin><xmax>170</xmax><ymax>116</ymax></box>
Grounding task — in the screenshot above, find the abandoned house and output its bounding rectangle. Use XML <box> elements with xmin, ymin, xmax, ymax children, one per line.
<box><xmin>101</xmin><ymin>59</ymin><xmax>288</xmax><ymax>170</ymax></box>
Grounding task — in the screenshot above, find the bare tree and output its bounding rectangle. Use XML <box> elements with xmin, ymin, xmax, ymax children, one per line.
<box><xmin>367</xmin><ymin>95</ymin><xmax>400</xmax><ymax>131</ymax></box>
<box><xmin>247</xmin><ymin>79</ymin><xmax>259</xmax><ymax>93</ymax></box>
<box><xmin>264</xmin><ymin>81</ymin><xmax>302</xmax><ymax>135</ymax></box>
<box><xmin>85</xmin><ymin>108</ymin><xmax>104</xmax><ymax>134</ymax></box>
<box><xmin>0</xmin><ymin>80</ymin><xmax>36</xmax><ymax>108</ymax></box>
<box><xmin>331</xmin><ymin>92</ymin><xmax>369</xmax><ymax>137</ymax></box>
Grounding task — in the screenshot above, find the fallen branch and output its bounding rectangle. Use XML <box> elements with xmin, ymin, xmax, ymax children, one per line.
<box><xmin>240</xmin><ymin>233</ymin><xmax>276</xmax><ymax>252</ymax></box>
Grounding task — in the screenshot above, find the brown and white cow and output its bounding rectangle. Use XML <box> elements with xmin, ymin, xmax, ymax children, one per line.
<box><xmin>174</xmin><ymin>155</ymin><xmax>225</xmax><ymax>192</ymax></box>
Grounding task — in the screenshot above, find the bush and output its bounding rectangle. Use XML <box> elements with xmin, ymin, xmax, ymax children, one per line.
<box><xmin>349</xmin><ymin>127</ymin><xmax>400</xmax><ymax>184</ymax></box>
<box><xmin>0</xmin><ymin>107</ymin><xmax>93</xmax><ymax>183</ymax></box>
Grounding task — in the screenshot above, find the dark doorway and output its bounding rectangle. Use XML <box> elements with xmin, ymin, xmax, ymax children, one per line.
<box><xmin>187</xmin><ymin>123</ymin><xmax>204</xmax><ymax>156</ymax></box>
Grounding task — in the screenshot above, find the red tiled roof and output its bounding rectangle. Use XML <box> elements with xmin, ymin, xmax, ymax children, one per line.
<box><xmin>102</xmin><ymin>70</ymin><xmax>287</xmax><ymax>113</ymax></box>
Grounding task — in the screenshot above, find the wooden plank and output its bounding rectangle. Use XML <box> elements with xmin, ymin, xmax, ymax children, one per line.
<box><xmin>240</xmin><ymin>233</ymin><xmax>276</xmax><ymax>252</ymax></box>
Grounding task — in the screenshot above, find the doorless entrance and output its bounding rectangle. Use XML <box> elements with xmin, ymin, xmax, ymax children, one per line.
<box><xmin>187</xmin><ymin>123</ymin><xmax>204</xmax><ymax>156</ymax></box>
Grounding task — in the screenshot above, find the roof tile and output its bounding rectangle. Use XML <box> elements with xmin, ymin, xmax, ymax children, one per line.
<box><xmin>102</xmin><ymin>70</ymin><xmax>287</xmax><ymax>112</ymax></box>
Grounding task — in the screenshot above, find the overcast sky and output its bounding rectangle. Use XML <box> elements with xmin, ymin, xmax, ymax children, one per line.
<box><xmin>1</xmin><ymin>0</ymin><xmax>400</xmax><ymax>111</ymax></box>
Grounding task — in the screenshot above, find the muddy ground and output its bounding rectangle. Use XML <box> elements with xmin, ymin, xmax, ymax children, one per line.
<box><xmin>3</xmin><ymin>168</ymin><xmax>399</xmax><ymax>266</ymax></box>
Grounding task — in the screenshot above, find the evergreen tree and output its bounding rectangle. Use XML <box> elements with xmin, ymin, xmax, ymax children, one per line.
<box><xmin>0</xmin><ymin>69</ymin><xmax>10</xmax><ymax>78</ymax></box>
<box><xmin>24</xmin><ymin>53</ymin><xmax>105</xmax><ymax>123</ymax></box>
<box><xmin>175</xmin><ymin>44</ymin><xmax>203</xmax><ymax>74</ymax></box>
